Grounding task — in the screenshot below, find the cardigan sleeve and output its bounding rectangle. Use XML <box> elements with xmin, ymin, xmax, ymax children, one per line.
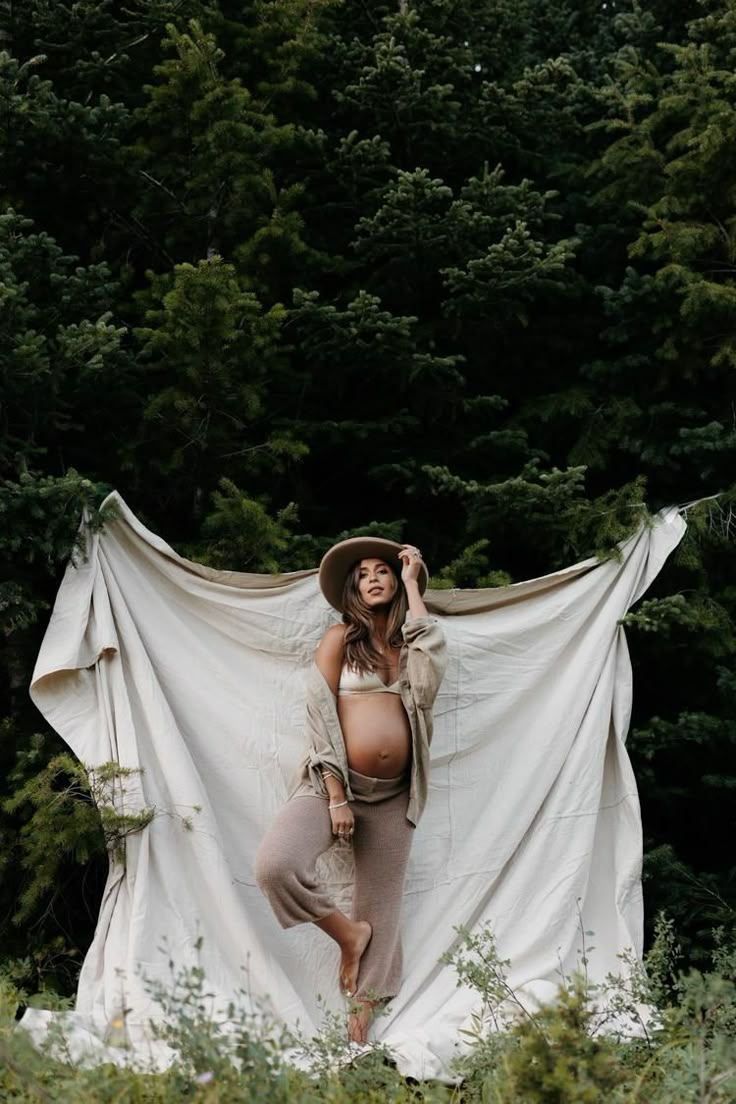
<box><xmin>401</xmin><ymin>616</ymin><xmax>447</xmax><ymax>709</ymax></box>
<box><xmin>301</xmin><ymin>662</ymin><xmax>353</xmax><ymax>798</ymax></box>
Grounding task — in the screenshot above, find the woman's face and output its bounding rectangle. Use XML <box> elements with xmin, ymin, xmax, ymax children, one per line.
<box><xmin>356</xmin><ymin>558</ymin><xmax>398</xmax><ymax>608</ymax></box>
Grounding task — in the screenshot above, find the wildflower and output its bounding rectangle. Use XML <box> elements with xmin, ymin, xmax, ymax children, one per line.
<box><xmin>195</xmin><ymin>1070</ymin><xmax>215</xmax><ymax>1085</ymax></box>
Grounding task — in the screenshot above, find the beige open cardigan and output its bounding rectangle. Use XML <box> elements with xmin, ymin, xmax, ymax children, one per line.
<box><xmin>288</xmin><ymin>616</ymin><xmax>447</xmax><ymax>826</ymax></box>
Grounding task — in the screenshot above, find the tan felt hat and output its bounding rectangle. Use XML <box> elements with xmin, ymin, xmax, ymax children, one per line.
<box><xmin>318</xmin><ymin>537</ymin><xmax>429</xmax><ymax>612</ymax></box>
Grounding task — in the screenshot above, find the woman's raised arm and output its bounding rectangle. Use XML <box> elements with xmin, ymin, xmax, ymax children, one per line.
<box><xmin>398</xmin><ymin>544</ymin><xmax>428</xmax><ymax>620</ymax></box>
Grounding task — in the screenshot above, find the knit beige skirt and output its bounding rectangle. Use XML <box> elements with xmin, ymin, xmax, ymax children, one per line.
<box><xmin>255</xmin><ymin>769</ymin><xmax>414</xmax><ymax>1001</ymax></box>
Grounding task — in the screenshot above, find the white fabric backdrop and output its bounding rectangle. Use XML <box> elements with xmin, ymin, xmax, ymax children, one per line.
<box><xmin>23</xmin><ymin>493</ymin><xmax>686</xmax><ymax>1078</ymax></box>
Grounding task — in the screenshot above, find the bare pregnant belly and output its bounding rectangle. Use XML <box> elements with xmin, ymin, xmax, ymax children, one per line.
<box><xmin>338</xmin><ymin>694</ymin><xmax>411</xmax><ymax>778</ymax></box>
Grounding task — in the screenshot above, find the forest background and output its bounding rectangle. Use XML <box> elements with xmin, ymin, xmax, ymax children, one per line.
<box><xmin>0</xmin><ymin>0</ymin><xmax>734</xmax><ymax>1005</ymax></box>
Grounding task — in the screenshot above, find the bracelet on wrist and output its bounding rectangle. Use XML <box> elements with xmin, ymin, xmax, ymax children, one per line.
<box><xmin>328</xmin><ymin>800</ymin><xmax>348</xmax><ymax>809</ymax></box>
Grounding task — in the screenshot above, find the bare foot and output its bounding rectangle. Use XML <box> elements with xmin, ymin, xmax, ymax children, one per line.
<box><xmin>339</xmin><ymin>920</ymin><xmax>372</xmax><ymax>996</ymax></box>
<box><xmin>348</xmin><ymin>999</ymin><xmax>374</xmax><ymax>1043</ymax></box>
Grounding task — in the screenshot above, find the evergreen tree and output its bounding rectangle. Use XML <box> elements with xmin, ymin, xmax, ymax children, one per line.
<box><xmin>133</xmin><ymin>255</ymin><xmax>296</xmax><ymax>526</ymax></box>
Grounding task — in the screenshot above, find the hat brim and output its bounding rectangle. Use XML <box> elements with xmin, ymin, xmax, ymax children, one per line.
<box><xmin>318</xmin><ymin>537</ymin><xmax>428</xmax><ymax>613</ymax></box>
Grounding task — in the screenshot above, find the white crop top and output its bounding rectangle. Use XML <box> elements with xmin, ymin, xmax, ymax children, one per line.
<box><xmin>338</xmin><ymin>664</ymin><xmax>401</xmax><ymax>695</ymax></box>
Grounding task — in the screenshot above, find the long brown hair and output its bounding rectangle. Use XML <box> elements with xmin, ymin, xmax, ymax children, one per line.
<box><xmin>341</xmin><ymin>559</ymin><xmax>407</xmax><ymax>674</ymax></box>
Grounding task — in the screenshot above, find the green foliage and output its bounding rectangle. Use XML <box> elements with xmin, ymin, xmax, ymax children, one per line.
<box><xmin>0</xmin><ymin>950</ymin><xmax>453</xmax><ymax>1102</ymax></box>
<box><xmin>575</xmin><ymin>5</ymin><xmax>736</xmax><ymax>493</ymax></box>
<box><xmin>142</xmin><ymin>950</ymin><xmax>302</xmax><ymax>1100</ymax></box>
<box><xmin>3</xmin><ymin>751</ymin><xmax>153</xmax><ymax>923</ymax></box>
<box><xmin>622</xmin><ymin>594</ymin><xmax>732</xmax><ymax>645</ymax></box>
<box><xmin>0</xmin><ymin>209</ymin><xmax>131</xmax><ymax>479</ymax></box>
<box><xmin>128</xmin><ymin>17</ymin><xmax>310</xmax><ymax>286</ymax></box>
<box><xmin>0</xmin><ymin>1</ymin><xmax>204</xmax><ymax>100</ymax></box>
<box><xmin>0</xmin><ymin>459</ymin><xmax>114</xmax><ymax>804</ymax></box>
<box><xmin>422</xmin><ymin>464</ymin><xmax>651</xmax><ymax>572</ymax></box>
<box><xmin>432</xmin><ymin>540</ymin><xmax>513</xmax><ymax>589</ymax></box>
<box><xmin>136</xmin><ymin>256</ymin><xmax>286</xmax><ymax>492</ymax></box>
<box><xmin>493</xmin><ymin>979</ymin><xmax>627</xmax><ymax>1103</ymax></box>
<box><xmin>0</xmin><ymin>471</ymin><xmax>112</xmax><ymax>638</ymax></box>
<box><xmin>445</xmin><ymin>918</ymin><xmax>736</xmax><ymax>1103</ymax></box>
<box><xmin>441</xmin><ymin>218</ymin><xmax>576</xmax><ymax>325</ymax></box>
<box><xmin>0</xmin><ymin>922</ymin><xmax>733</xmax><ymax>1100</ymax></box>
<box><xmin>291</xmin><ymin>997</ymin><xmax>451</xmax><ymax>1102</ymax></box>
<box><xmin>641</xmin><ymin>845</ymin><xmax>736</xmax><ymax>957</ymax></box>
<box><xmin>0</xmin><ymin>48</ymin><xmax>130</xmax><ymax>252</ymax></box>
<box><xmin>198</xmin><ymin>477</ymin><xmax>300</xmax><ymax>571</ymax></box>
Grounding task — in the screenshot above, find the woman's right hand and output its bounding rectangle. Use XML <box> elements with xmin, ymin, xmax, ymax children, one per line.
<box><xmin>329</xmin><ymin>802</ymin><xmax>355</xmax><ymax>840</ymax></box>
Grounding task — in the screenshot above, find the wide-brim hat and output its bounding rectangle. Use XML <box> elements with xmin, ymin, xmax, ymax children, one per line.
<box><xmin>318</xmin><ymin>537</ymin><xmax>429</xmax><ymax>613</ymax></box>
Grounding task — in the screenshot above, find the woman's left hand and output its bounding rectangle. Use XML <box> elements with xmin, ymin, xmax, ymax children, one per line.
<box><xmin>398</xmin><ymin>544</ymin><xmax>423</xmax><ymax>585</ymax></box>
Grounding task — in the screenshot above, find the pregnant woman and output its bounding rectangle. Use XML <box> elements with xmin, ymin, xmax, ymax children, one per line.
<box><xmin>255</xmin><ymin>537</ymin><xmax>447</xmax><ymax>1042</ymax></box>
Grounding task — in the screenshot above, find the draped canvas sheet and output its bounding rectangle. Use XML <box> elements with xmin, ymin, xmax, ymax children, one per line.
<box><xmin>25</xmin><ymin>494</ymin><xmax>686</xmax><ymax>1078</ymax></box>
